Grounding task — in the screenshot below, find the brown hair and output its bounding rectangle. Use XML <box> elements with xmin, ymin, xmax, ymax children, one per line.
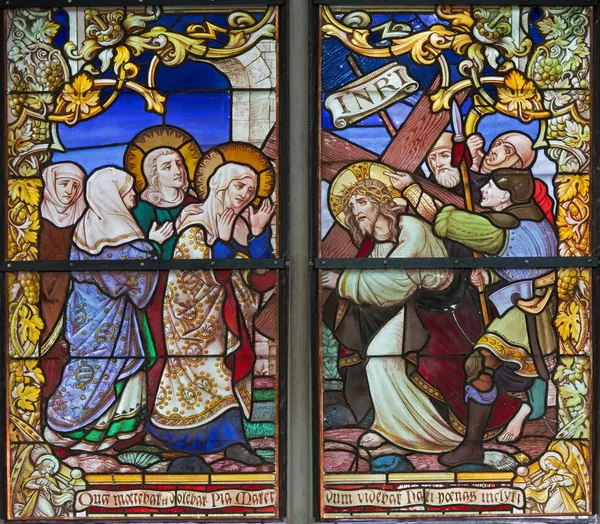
<box><xmin>490</xmin><ymin>168</ymin><xmax>534</xmax><ymax>204</ymax></box>
<box><xmin>141</xmin><ymin>147</ymin><xmax>189</xmax><ymax>206</ymax></box>
<box><xmin>344</xmin><ymin>187</ymin><xmax>399</xmax><ymax>247</ymax></box>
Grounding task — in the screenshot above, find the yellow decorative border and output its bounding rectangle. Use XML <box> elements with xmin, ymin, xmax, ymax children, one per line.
<box><xmin>86</xmin><ymin>473</ymin><xmax>275</xmax><ymax>485</ymax></box>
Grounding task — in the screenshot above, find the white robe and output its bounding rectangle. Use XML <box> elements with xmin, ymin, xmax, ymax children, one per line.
<box><xmin>337</xmin><ymin>215</ymin><xmax>462</xmax><ymax>452</ymax></box>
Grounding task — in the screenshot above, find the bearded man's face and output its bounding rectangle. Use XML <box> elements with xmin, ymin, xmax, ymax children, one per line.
<box><xmin>427</xmin><ymin>148</ymin><xmax>461</xmax><ymax>188</ymax></box>
<box><xmin>348</xmin><ymin>194</ymin><xmax>379</xmax><ymax>236</ymax></box>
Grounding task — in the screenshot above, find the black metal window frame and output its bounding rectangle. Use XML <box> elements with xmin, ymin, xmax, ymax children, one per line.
<box><xmin>309</xmin><ymin>2</ymin><xmax>600</xmax><ymax>520</ymax></box>
<box><xmin>313</xmin><ymin>0</ymin><xmax>598</xmax><ymax>5</ymax></box>
<box><xmin>0</xmin><ymin>1</ymin><xmax>290</xmax><ymax>521</ymax></box>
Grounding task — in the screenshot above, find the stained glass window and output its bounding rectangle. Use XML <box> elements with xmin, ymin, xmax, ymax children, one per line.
<box><xmin>316</xmin><ymin>5</ymin><xmax>593</xmax><ymax>519</ymax></box>
<box><xmin>5</xmin><ymin>5</ymin><xmax>284</xmax><ymax>520</ymax></box>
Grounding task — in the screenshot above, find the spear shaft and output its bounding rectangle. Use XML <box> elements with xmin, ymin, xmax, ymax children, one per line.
<box><xmin>451</xmin><ymin>101</ymin><xmax>490</xmax><ymax>325</ymax></box>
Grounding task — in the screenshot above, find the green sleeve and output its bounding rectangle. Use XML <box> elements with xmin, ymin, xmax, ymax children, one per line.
<box><xmin>133</xmin><ymin>201</ymin><xmax>155</xmax><ymax>233</ymax></box>
<box><xmin>132</xmin><ymin>201</ymin><xmax>162</xmax><ymax>257</ymax></box>
<box><xmin>433</xmin><ymin>205</ymin><xmax>506</xmax><ymax>255</ymax></box>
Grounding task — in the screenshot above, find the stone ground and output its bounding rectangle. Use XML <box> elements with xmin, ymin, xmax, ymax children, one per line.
<box><xmin>58</xmin><ymin>436</ymin><xmax>277</xmax><ymax>475</ymax></box>
<box><xmin>323</xmin><ymin>407</ymin><xmax>557</xmax><ymax>473</ymax></box>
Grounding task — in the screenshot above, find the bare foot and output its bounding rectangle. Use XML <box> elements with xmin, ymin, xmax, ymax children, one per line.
<box><xmin>497</xmin><ymin>404</ymin><xmax>532</xmax><ymax>443</ymax></box>
<box><xmin>359</xmin><ymin>432</ymin><xmax>386</xmax><ymax>449</ymax></box>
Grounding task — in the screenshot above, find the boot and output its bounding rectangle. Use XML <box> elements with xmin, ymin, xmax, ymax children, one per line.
<box><xmin>225</xmin><ymin>444</ymin><xmax>264</xmax><ymax>466</ymax></box>
<box><xmin>439</xmin><ymin>400</ymin><xmax>493</xmax><ymax>467</ymax></box>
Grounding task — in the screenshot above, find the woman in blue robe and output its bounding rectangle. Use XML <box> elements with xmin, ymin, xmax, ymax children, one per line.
<box><xmin>45</xmin><ymin>167</ymin><xmax>158</xmax><ymax>452</ymax></box>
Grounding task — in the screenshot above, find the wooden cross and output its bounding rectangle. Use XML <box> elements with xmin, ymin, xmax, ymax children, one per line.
<box><xmin>256</xmin><ymin>74</ymin><xmax>472</xmax><ymax>339</ymax></box>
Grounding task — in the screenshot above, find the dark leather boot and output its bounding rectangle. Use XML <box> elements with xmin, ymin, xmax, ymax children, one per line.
<box><xmin>225</xmin><ymin>444</ymin><xmax>264</xmax><ymax>466</ymax></box>
<box><xmin>439</xmin><ymin>400</ymin><xmax>493</xmax><ymax>467</ymax></box>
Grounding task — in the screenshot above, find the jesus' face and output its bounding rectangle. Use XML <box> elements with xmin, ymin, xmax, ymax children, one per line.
<box><xmin>427</xmin><ymin>148</ymin><xmax>461</xmax><ymax>188</ymax></box>
<box><xmin>155</xmin><ymin>152</ymin><xmax>187</xmax><ymax>190</ymax></box>
<box><xmin>348</xmin><ymin>194</ymin><xmax>379</xmax><ymax>237</ymax></box>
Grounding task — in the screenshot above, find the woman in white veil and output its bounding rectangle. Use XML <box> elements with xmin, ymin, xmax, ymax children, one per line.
<box><xmin>45</xmin><ymin>168</ymin><xmax>159</xmax><ymax>451</ymax></box>
<box><xmin>148</xmin><ymin>160</ymin><xmax>276</xmax><ymax>467</ymax></box>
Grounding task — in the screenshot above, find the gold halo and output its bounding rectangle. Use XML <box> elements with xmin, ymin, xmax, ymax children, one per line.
<box><xmin>329</xmin><ymin>161</ymin><xmax>403</xmax><ymax>229</ymax></box>
<box><xmin>196</xmin><ymin>142</ymin><xmax>275</xmax><ymax>205</ymax></box>
<box><xmin>124</xmin><ymin>125</ymin><xmax>203</xmax><ymax>192</ymax></box>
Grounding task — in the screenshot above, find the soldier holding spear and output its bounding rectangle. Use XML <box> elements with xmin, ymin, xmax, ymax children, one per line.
<box><xmin>387</xmin><ymin>100</ymin><xmax>558</xmax><ymax>467</ymax></box>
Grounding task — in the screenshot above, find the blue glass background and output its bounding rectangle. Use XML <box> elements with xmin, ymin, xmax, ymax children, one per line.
<box><xmin>320</xmin><ymin>9</ymin><xmax>558</xmax><ymax>238</ymax></box>
<box><xmin>54</xmin><ymin>62</ymin><xmax>232</xmax><ymax>173</ymax></box>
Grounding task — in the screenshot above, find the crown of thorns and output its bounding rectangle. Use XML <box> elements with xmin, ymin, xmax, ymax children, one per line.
<box><xmin>330</xmin><ymin>179</ymin><xmax>392</xmax><ymax>217</ymax></box>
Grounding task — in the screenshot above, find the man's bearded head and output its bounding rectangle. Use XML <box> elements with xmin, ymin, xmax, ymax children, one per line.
<box><xmin>482</xmin><ymin>132</ymin><xmax>535</xmax><ymax>173</ymax></box>
<box><xmin>427</xmin><ymin>132</ymin><xmax>461</xmax><ymax>189</ymax></box>
<box><xmin>342</xmin><ymin>179</ymin><xmax>399</xmax><ymax>247</ymax></box>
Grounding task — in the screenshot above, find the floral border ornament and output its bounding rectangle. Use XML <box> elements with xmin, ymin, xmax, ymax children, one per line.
<box><xmin>554</xmin><ymin>357</ymin><xmax>591</xmax><ymax>439</ymax></box>
<box><xmin>6</xmin><ymin>11</ymin><xmax>69</xmax><ymax>439</ymax></box>
<box><xmin>529</xmin><ymin>7</ymin><xmax>591</xmax><ymax>174</ymax></box>
<box><xmin>8</xmin><ymin>359</ymin><xmax>45</xmax><ymax>441</ymax></box>
<box><xmin>50</xmin><ymin>6</ymin><xmax>277</xmax><ymax>125</ymax></box>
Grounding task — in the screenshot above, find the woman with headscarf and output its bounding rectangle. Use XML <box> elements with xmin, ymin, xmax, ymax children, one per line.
<box><xmin>45</xmin><ymin>167</ymin><xmax>159</xmax><ymax>452</ymax></box>
<box><xmin>39</xmin><ymin>163</ymin><xmax>86</xmax><ymax>346</ymax></box>
<box><xmin>38</xmin><ymin>163</ymin><xmax>87</xmax><ymax>396</ymax></box>
<box><xmin>148</xmin><ymin>162</ymin><xmax>275</xmax><ymax>466</ymax></box>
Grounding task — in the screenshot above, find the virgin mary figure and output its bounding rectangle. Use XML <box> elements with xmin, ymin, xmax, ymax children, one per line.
<box><xmin>45</xmin><ymin>167</ymin><xmax>158</xmax><ymax>452</ymax></box>
<box><xmin>148</xmin><ymin>143</ymin><xmax>276</xmax><ymax>466</ymax></box>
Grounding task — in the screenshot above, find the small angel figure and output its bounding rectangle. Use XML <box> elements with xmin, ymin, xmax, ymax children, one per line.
<box><xmin>13</xmin><ymin>454</ymin><xmax>76</xmax><ymax>518</ymax></box>
<box><xmin>525</xmin><ymin>451</ymin><xmax>587</xmax><ymax>514</ymax></box>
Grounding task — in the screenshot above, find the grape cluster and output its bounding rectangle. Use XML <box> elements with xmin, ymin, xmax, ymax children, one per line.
<box><xmin>557</xmin><ymin>359</ymin><xmax>589</xmax><ymax>425</ymax></box>
<box><xmin>31</xmin><ymin>120</ymin><xmax>49</xmax><ymax>142</ymax></box>
<box><xmin>547</xmin><ymin>115</ymin><xmax>567</xmax><ymax>139</ymax></box>
<box><xmin>568</xmin><ymin>360</ymin><xmax>587</xmax><ymax>382</ymax></box>
<box><xmin>557</xmin><ymin>268</ymin><xmax>578</xmax><ymax>301</ymax></box>
<box><xmin>20</xmin><ymin>272</ymin><xmax>40</xmax><ymax>304</ymax></box>
<box><xmin>571</xmin><ymin>79</ymin><xmax>591</xmax><ymax>108</ymax></box>
<box><xmin>8</xmin><ymin>93</ymin><xmax>27</xmax><ymax>117</ymax></box>
<box><xmin>7</xmin><ymin>236</ymin><xmax>18</xmax><ymax>261</ymax></box>
<box><xmin>533</xmin><ymin>57</ymin><xmax>563</xmax><ymax>87</ymax></box>
<box><xmin>38</xmin><ymin>59</ymin><xmax>64</xmax><ymax>91</ymax></box>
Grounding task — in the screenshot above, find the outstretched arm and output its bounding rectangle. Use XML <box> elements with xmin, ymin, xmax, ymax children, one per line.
<box><xmin>433</xmin><ymin>205</ymin><xmax>505</xmax><ymax>255</ymax></box>
<box><xmin>385</xmin><ymin>171</ymin><xmax>442</xmax><ymax>223</ymax></box>
<box><xmin>403</xmin><ymin>183</ymin><xmax>444</xmax><ymax>223</ymax></box>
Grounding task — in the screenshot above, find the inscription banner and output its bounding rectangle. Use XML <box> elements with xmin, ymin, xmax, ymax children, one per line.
<box><xmin>324</xmin><ymin>63</ymin><xmax>419</xmax><ymax>128</ymax></box>
<box><xmin>76</xmin><ymin>489</ymin><xmax>277</xmax><ymax>511</ymax></box>
<box><xmin>324</xmin><ymin>487</ymin><xmax>524</xmax><ymax>509</ymax></box>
